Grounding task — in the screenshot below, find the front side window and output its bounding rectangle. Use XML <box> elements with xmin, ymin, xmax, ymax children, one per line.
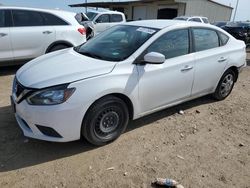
<box><xmin>0</xmin><ymin>10</ymin><xmax>5</xmax><ymax>27</ymax></box>
<box><xmin>75</xmin><ymin>25</ymin><xmax>158</xmax><ymax>61</ymax></box>
<box><xmin>111</xmin><ymin>14</ymin><xmax>123</xmax><ymax>22</ymax></box>
<box><xmin>12</xmin><ymin>10</ymin><xmax>44</xmax><ymax>27</ymax></box>
<box><xmin>193</xmin><ymin>28</ymin><xmax>219</xmax><ymax>52</ymax></box>
<box><xmin>147</xmin><ymin>29</ymin><xmax>189</xmax><ymax>59</ymax></box>
<box><xmin>41</xmin><ymin>12</ymin><xmax>68</xmax><ymax>26</ymax></box>
<box><xmin>96</xmin><ymin>14</ymin><xmax>109</xmax><ymax>23</ymax></box>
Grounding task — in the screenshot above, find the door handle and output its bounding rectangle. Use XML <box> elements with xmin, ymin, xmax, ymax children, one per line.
<box><xmin>218</xmin><ymin>57</ymin><xmax>227</xmax><ymax>63</ymax></box>
<box><xmin>0</xmin><ymin>33</ymin><xmax>7</xmax><ymax>37</ymax></box>
<box><xmin>181</xmin><ymin>65</ymin><xmax>193</xmax><ymax>72</ymax></box>
<box><xmin>43</xmin><ymin>31</ymin><xmax>53</xmax><ymax>34</ymax></box>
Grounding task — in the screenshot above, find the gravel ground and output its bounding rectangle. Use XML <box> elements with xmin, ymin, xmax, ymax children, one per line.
<box><xmin>0</xmin><ymin>57</ymin><xmax>249</xmax><ymax>188</ymax></box>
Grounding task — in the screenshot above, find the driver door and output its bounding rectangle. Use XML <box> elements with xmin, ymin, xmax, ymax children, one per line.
<box><xmin>137</xmin><ymin>29</ymin><xmax>195</xmax><ymax>114</ymax></box>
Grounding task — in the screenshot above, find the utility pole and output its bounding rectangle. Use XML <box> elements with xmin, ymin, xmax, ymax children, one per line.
<box><xmin>233</xmin><ymin>0</ymin><xmax>239</xmax><ymax>21</ymax></box>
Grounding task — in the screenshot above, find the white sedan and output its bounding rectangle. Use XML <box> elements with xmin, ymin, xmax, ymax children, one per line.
<box><xmin>11</xmin><ymin>20</ymin><xmax>246</xmax><ymax>145</ymax></box>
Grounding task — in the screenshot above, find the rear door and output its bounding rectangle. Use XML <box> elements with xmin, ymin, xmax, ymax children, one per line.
<box><xmin>191</xmin><ymin>28</ymin><xmax>229</xmax><ymax>95</ymax></box>
<box><xmin>10</xmin><ymin>9</ymin><xmax>55</xmax><ymax>60</ymax></box>
<box><xmin>0</xmin><ymin>9</ymin><xmax>13</xmax><ymax>63</ymax></box>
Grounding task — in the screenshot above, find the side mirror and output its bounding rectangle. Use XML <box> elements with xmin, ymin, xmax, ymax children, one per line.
<box><xmin>144</xmin><ymin>52</ymin><xmax>165</xmax><ymax>64</ymax></box>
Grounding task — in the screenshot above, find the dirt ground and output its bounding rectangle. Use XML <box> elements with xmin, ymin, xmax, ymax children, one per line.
<box><xmin>0</xmin><ymin>56</ymin><xmax>250</xmax><ymax>188</ymax></box>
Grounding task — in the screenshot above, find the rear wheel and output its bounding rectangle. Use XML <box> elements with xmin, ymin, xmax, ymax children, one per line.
<box><xmin>82</xmin><ymin>96</ymin><xmax>129</xmax><ymax>146</ymax></box>
<box><xmin>213</xmin><ymin>69</ymin><xmax>236</xmax><ymax>100</ymax></box>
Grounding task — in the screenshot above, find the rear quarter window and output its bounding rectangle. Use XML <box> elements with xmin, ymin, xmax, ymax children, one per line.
<box><xmin>218</xmin><ymin>32</ymin><xmax>229</xmax><ymax>46</ymax></box>
<box><xmin>202</xmin><ymin>18</ymin><xmax>209</xmax><ymax>23</ymax></box>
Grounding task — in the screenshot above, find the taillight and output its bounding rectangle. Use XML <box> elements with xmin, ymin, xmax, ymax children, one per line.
<box><xmin>78</xmin><ymin>28</ymin><xmax>86</xmax><ymax>35</ymax></box>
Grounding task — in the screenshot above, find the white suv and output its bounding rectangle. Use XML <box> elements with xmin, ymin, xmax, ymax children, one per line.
<box><xmin>174</xmin><ymin>16</ymin><xmax>209</xmax><ymax>23</ymax></box>
<box><xmin>0</xmin><ymin>7</ymin><xmax>87</xmax><ymax>66</ymax></box>
<box><xmin>86</xmin><ymin>10</ymin><xmax>126</xmax><ymax>35</ymax></box>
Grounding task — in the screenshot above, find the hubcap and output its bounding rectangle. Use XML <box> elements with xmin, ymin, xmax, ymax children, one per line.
<box><xmin>94</xmin><ymin>108</ymin><xmax>120</xmax><ymax>138</ymax></box>
<box><xmin>220</xmin><ymin>74</ymin><xmax>234</xmax><ymax>97</ymax></box>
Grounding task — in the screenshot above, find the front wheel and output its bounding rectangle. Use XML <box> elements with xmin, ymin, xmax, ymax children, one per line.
<box><xmin>213</xmin><ymin>69</ymin><xmax>236</xmax><ymax>100</ymax></box>
<box><xmin>82</xmin><ymin>96</ymin><xmax>129</xmax><ymax>146</ymax></box>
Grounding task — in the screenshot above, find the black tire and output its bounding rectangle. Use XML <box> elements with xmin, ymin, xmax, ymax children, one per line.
<box><xmin>82</xmin><ymin>96</ymin><xmax>129</xmax><ymax>146</ymax></box>
<box><xmin>213</xmin><ymin>69</ymin><xmax>236</xmax><ymax>100</ymax></box>
<box><xmin>48</xmin><ymin>44</ymin><xmax>69</xmax><ymax>53</ymax></box>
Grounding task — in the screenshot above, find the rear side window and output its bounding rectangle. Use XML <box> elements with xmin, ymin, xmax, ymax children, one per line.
<box><xmin>12</xmin><ymin>10</ymin><xmax>44</xmax><ymax>27</ymax></box>
<box><xmin>111</xmin><ymin>14</ymin><xmax>123</xmax><ymax>22</ymax></box>
<box><xmin>0</xmin><ymin>10</ymin><xmax>5</xmax><ymax>27</ymax></box>
<box><xmin>147</xmin><ymin>29</ymin><xmax>189</xmax><ymax>59</ymax></box>
<box><xmin>193</xmin><ymin>28</ymin><xmax>219</xmax><ymax>52</ymax></box>
<box><xmin>189</xmin><ymin>18</ymin><xmax>202</xmax><ymax>23</ymax></box>
<box><xmin>218</xmin><ymin>32</ymin><xmax>229</xmax><ymax>46</ymax></box>
<box><xmin>96</xmin><ymin>14</ymin><xmax>110</xmax><ymax>23</ymax></box>
<box><xmin>41</xmin><ymin>12</ymin><xmax>68</xmax><ymax>26</ymax></box>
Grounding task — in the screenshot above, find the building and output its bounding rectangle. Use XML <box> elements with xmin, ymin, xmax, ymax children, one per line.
<box><xmin>69</xmin><ymin>0</ymin><xmax>233</xmax><ymax>22</ymax></box>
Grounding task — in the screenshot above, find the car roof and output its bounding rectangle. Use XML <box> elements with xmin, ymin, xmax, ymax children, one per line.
<box><xmin>87</xmin><ymin>9</ymin><xmax>123</xmax><ymax>14</ymax></box>
<box><xmin>0</xmin><ymin>6</ymin><xmax>80</xmax><ymax>25</ymax></box>
<box><xmin>124</xmin><ymin>19</ymin><xmax>213</xmax><ymax>29</ymax></box>
<box><xmin>176</xmin><ymin>16</ymin><xmax>208</xmax><ymax>19</ymax></box>
<box><xmin>0</xmin><ymin>6</ymin><xmax>76</xmax><ymax>16</ymax></box>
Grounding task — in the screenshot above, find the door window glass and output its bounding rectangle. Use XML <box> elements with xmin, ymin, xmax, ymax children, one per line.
<box><xmin>193</xmin><ymin>29</ymin><xmax>219</xmax><ymax>51</ymax></box>
<box><xmin>111</xmin><ymin>14</ymin><xmax>123</xmax><ymax>22</ymax></box>
<box><xmin>41</xmin><ymin>12</ymin><xmax>68</xmax><ymax>25</ymax></box>
<box><xmin>0</xmin><ymin>10</ymin><xmax>5</xmax><ymax>27</ymax></box>
<box><xmin>12</xmin><ymin>10</ymin><xmax>44</xmax><ymax>27</ymax></box>
<box><xmin>96</xmin><ymin>14</ymin><xmax>110</xmax><ymax>23</ymax></box>
<box><xmin>189</xmin><ymin>18</ymin><xmax>202</xmax><ymax>22</ymax></box>
<box><xmin>147</xmin><ymin>29</ymin><xmax>189</xmax><ymax>59</ymax></box>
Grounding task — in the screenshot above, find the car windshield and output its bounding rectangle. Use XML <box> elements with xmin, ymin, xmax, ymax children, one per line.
<box><xmin>86</xmin><ymin>12</ymin><xmax>98</xmax><ymax>21</ymax></box>
<box><xmin>74</xmin><ymin>25</ymin><xmax>159</xmax><ymax>61</ymax></box>
<box><xmin>174</xmin><ymin>17</ymin><xmax>188</xmax><ymax>21</ymax></box>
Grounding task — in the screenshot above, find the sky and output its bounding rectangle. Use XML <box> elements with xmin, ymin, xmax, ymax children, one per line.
<box><xmin>0</xmin><ymin>0</ymin><xmax>249</xmax><ymax>21</ymax></box>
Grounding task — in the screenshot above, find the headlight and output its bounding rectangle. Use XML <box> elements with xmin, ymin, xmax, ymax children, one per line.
<box><xmin>26</xmin><ymin>85</ymin><xmax>75</xmax><ymax>105</ymax></box>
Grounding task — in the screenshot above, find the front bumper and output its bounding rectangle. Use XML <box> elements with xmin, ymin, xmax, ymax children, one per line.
<box><xmin>11</xmin><ymin>94</ymin><xmax>85</xmax><ymax>142</ymax></box>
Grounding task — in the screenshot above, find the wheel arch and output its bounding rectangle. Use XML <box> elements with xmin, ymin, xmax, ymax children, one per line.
<box><xmin>85</xmin><ymin>93</ymin><xmax>134</xmax><ymax>121</ymax></box>
<box><xmin>227</xmin><ymin>66</ymin><xmax>239</xmax><ymax>82</ymax></box>
<box><xmin>46</xmin><ymin>41</ymin><xmax>74</xmax><ymax>53</ymax></box>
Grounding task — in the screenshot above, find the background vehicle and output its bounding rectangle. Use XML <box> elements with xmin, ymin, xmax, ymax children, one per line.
<box><xmin>174</xmin><ymin>16</ymin><xmax>209</xmax><ymax>23</ymax></box>
<box><xmin>221</xmin><ymin>21</ymin><xmax>250</xmax><ymax>47</ymax></box>
<box><xmin>0</xmin><ymin>7</ymin><xmax>87</xmax><ymax>66</ymax></box>
<box><xmin>212</xmin><ymin>21</ymin><xmax>228</xmax><ymax>28</ymax></box>
<box><xmin>86</xmin><ymin>10</ymin><xmax>126</xmax><ymax>35</ymax></box>
<box><xmin>75</xmin><ymin>12</ymin><xmax>95</xmax><ymax>40</ymax></box>
<box><xmin>12</xmin><ymin>20</ymin><xmax>246</xmax><ymax>146</ymax></box>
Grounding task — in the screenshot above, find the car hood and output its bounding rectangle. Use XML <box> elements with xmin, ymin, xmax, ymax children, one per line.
<box><xmin>16</xmin><ymin>48</ymin><xmax>117</xmax><ymax>88</ymax></box>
